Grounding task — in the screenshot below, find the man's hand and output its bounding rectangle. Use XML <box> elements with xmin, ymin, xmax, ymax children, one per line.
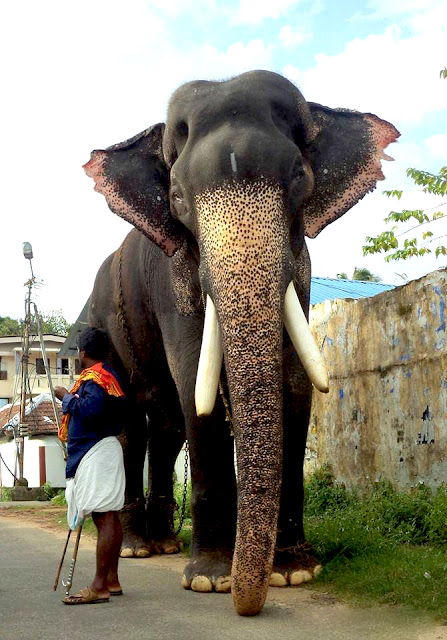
<box><xmin>54</xmin><ymin>386</ymin><xmax>68</xmax><ymax>401</ymax></box>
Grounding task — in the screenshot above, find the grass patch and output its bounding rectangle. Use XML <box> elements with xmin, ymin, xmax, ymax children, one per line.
<box><xmin>0</xmin><ymin>487</ymin><xmax>12</xmax><ymax>501</ymax></box>
<box><xmin>304</xmin><ymin>465</ymin><xmax>447</xmax><ymax>621</ymax></box>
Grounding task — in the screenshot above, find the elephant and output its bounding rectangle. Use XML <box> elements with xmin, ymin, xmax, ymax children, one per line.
<box><xmin>83</xmin><ymin>70</ymin><xmax>399</xmax><ymax>615</ymax></box>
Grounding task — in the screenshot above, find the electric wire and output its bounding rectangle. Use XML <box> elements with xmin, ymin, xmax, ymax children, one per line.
<box><xmin>0</xmin><ymin>452</ymin><xmax>19</xmax><ymax>483</ymax></box>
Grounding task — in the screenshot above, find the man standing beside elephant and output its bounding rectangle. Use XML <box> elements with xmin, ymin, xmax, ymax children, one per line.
<box><xmin>55</xmin><ymin>327</ymin><xmax>126</xmax><ymax>605</ymax></box>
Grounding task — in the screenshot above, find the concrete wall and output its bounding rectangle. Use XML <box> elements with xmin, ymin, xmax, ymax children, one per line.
<box><xmin>0</xmin><ymin>436</ymin><xmax>66</xmax><ymax>488</ymax></box>
<box><xmin>306</xmin><ymin>268</ymin><xmax>447</xmax><ymax>490</ymax></box>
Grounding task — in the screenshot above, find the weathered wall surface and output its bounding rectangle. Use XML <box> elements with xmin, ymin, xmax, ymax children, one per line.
<box><xmin>306</xmin><ymin>268</ymin><xmax>447</xmax><ymax>489</ymax></box>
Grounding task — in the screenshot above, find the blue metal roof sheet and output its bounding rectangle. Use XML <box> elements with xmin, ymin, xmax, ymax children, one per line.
<box><xmin>310</xmin><ymin>277</ymin><xmax>395</xmax><ymax>306</ymax></box>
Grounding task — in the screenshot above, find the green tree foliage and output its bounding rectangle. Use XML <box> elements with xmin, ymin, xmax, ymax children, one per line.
<box><xmin>35</xmin><ymin>310</ymin><xmax>72</xmax><ymax>336</ymax></box>
<box><xmin>0</xmin><ymin>316</ymin><xmax>22</xmax><ymax>336</ymax></box>
<box><xmin>363</xmin><ymin>167</ymin><xmax>446</xmax><ymax>262</ymax></box>
<box><xmin>0</xmin><ymin>311</ymin><xmax>72</xmax><ymax>337</ymax></box>
<box><xmin>352</xmin><ymin>267</ymin><xmax>382</xmax><ymax>282</ymax></box>
<box><xmin>363</xmin><ymin>70</ymin><xmax>446</xmax><ymax>263</ymax></box>
<box><xmin>336</xmin><ymin>268</ymin><xmax>381</xmax><ymax>281</ymax></box>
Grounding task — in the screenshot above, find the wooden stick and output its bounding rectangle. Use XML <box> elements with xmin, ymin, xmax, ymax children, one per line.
<box><xmin>53</xmin><ymin>529</ymin><xmax>72</xmax><ymax>591</ymax></box>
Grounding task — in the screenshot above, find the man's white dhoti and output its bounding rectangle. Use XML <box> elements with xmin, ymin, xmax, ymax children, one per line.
<box><xmin>65</xmin><ymin>436</ymin><xmax>125</xmax><ymax>530</ymax></box>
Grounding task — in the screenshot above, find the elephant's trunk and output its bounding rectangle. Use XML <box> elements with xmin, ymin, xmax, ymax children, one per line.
<box><xmin>196</xmin><ymin>180</ymin><xmax>286</xmax><ymax>615</ymax></box>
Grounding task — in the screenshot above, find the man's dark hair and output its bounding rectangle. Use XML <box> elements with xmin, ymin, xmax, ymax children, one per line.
<box><xmin>77</xmin><ymin>327</ymin><xmax>110</xmax><ymax>360</ymax></box>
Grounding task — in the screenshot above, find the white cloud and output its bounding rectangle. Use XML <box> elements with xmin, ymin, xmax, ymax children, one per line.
<box><xmin>1</xmin><ymin>0</ymin><xmax>445</xmax><ymax>324</ymax></box>
<box><xmin>233</xmin><ymin>0</ymin><xmax>303</xmax><ymax>24</ymax></box>
<box><xmin>279</xmin><ymin>26</ymin><xmax>312</xmax><ymax>47</ymax></box>
<box><xmin>283</xmin><ymin>24</ymin><xmax>447</xmax><ymax>126</ymax></box>
<box><xmin>353</xmin><ymin>0</ymin><xmax>444</xmax><ymax>21</ymax></box>
<box><xmin>0</xmin><ymin>0</ymin><xmax>274</xmax><ymax>322</ymax></box>
<box><xmin>148</xmin><ymin>0</ymin><xmax>216</xmax><ymax>17</ymax></box>
<box><xmin>424</xmin><ymin>135</ymin><xmax>447</xmax><ymax>161</ymax></box>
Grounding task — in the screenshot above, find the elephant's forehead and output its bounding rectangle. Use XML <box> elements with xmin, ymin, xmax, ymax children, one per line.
<box><xmin>169</xmin><ymin>72</ymin><xmax>300</xmax><ymax>123</ymax></box>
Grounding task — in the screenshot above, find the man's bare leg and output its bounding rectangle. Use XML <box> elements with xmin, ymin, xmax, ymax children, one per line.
<box><xmin>91</xmin><ymin>511</ymin><xmax>123</xmax><ymax>596</ymax></box>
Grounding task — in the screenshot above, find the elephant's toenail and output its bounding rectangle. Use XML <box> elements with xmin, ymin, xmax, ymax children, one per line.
<box><xmin>163</xmin><ymin>543</ymin><xmax>179</xmax><ymax>554</ymax></box>
<box><xmin>313</xmin><ymin>564</ymin><xmax>323</xmax><ymax>577</ymax></box>
<box><xmin>269</xmin><ymin>572</ymin><xmax>288</xmax><ymax>587</ymax></box>
<box><xmin>290</xmin><ymin>570</ymin><xmax>313</xmax><ymax>585</ymax></box>
<box><xmin>136</xmin><ymin>547</ymin><xmax>152</xmax><ymax>557</ymax></box>
<box><xmin>182</xmin><ymin>574</ymin><xmax>191</xmax><ymax>589</ymax></box>
<box><xmin>215</xmin><ymin>576</ymin><xmax>232</xmax><ymax>593</ymax></box>
<box><xmin>120</xmin><ymin>547</ymin><xmax>134</xmax><ymax>558</ymax></box>
<box><xmin>191</xmin><ymin>576</ymin><xmax>213</xmax><ymax>592</ymax></box>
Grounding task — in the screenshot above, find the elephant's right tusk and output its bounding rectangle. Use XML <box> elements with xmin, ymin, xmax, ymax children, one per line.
<box><xmin>284</xmin><ymin>282</ymin><xmax>329</xmax><ymax>393</ymax></box>
<box><xmin>195</xmin><ymin>295</ymin><xmax>224</xmax><ymax>417</ymax></box>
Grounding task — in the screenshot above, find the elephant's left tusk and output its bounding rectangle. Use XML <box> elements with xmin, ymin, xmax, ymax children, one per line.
<box><xmin>195</xmin><ymin>295</ymin><xmax>224</xmax><ymax>417</ymax></box>
<box><xmin>284</xmin><ymin>282</ymin><xmax>329</xmax><ymax>393</ymax></box>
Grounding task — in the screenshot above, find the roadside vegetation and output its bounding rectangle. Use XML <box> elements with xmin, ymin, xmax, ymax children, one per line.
<box><xmin>304</xmin><ymin>465</ymin><xmax>447</xmax><ymax>620</ymax></box>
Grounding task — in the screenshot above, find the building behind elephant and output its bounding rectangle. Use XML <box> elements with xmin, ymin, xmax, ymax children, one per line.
<box><xmin>307</xmin><ymin>268</ymin><xmax>447</xmax><ymax>490</ymax></box>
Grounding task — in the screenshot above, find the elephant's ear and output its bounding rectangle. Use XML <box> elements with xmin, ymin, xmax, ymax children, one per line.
<box><xmin>83</xmin><ymin>123</ymin><xmax>185</xmax><ymax>257</ymax></box>
<box><xmin>302</xmin><ymin>104</ymin><xmax>400</xmax><ymax>238</ymax></box>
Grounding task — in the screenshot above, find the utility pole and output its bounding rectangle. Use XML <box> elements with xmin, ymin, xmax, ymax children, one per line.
<box><xmin>16</xmin><ymin>242</ymin><xmax>34</xmax><ymax>486</ymax></box>
<box><xmin>15</xmin><ymin>242</ymin><xmax>66</xmax><ymax>488</ymax></box>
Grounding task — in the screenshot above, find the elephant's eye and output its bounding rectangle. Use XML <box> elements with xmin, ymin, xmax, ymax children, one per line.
<box><xmin>176</xmin><ymin>121</ymin><xmax>189</xmax><ymax>139</ymax></box>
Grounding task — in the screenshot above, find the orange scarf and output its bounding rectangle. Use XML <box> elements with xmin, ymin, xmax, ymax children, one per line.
<box><xmin>58</xmin><ymin>362</ymin><xmax>125</xmax><ymax>442</ymax></box>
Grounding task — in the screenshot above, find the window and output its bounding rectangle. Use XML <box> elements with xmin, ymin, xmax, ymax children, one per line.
<box><xmin>0</xmin><ymin>357</ymin><xmax>7</xmax><ymax>381</ymax></box>
<box><xmin>61</xmin><ymin>359</ymin><xmax>69</xmax><ymax>375</ymax></box>
<box><xmin>36</xmin><ymin>358</ymin><xmax>50</xmax><ymax>375</ymax></box>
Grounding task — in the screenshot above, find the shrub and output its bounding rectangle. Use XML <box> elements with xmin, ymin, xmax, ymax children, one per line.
<box><xmin>51</xmin><ymin>489</ymin><xmax>67</xmax><ymax>506</ymax></box>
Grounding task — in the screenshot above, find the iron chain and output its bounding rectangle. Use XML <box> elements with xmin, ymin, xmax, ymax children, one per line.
<box><xmin>175</xmin><ymin>440</ymin><xmax>189</xmax><ymax>535</ymax></box>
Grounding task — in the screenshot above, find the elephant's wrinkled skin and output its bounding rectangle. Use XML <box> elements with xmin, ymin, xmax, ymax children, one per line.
<box><xmin>84</xmin><ymin>70</ymin><xmax>399</xmax><ymax>615</ymax></box>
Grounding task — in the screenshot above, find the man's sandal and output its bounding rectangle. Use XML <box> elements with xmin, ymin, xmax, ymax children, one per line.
<box><xmin>63</xmin><ymin>586</ymin><xmax>110</xmax><ymax>605</ymax></box>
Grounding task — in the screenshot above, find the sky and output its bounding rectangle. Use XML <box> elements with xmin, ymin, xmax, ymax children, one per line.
<box><xmin>1</xmin><ymin>0</ymin><xmax>446</xmax><ymax>323</ymax></box>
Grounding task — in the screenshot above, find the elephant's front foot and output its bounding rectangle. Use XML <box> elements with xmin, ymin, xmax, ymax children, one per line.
<box><xmin>270</xmin><ymin>542</ymin><xmax>322</xmax><ymax>587</ymax></box>
<box><xmin>146</xmin><ymin>498</ymin><xmax>182</xmax><ymax>555</ymax></box>
<box><xmin>119</xmin><ymin>501</ymin><xmax>153</xmax><ymax>558</ymax></box>
<box><xmin>152</xmin><ymin>534</ymin><xmax>182</xmax><ymax>555</ymax></box>
<box><xmin>182</xmin><ymin>552</ymin><xmax>233</xmax><ymax>593</ymax></box>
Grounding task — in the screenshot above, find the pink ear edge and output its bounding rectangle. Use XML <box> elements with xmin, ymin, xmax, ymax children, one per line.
<box><xmin>83</xmin><ymin>152</ymin><xmax>107</xmax><ymax>191</ymax></box>
<box><xmin>83</xmin><ymin>152</ymin><xmax>180</xmax><ymax>258</ymax></box>
<box><xmin>304</xmin><ymin>117</ymin><xmax>400</xmax><ymax>239</ymax></box>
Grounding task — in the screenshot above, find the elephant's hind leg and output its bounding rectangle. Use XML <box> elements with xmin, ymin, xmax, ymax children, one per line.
<box><xmin>145</xmin><ymin>389</ymin><xmax>185</xmax><ymax>556</ymax></box>
<box><xmin>119</xmin><ymin>403</ymin><xmax>153</xmax><ymax>559</ymax></box>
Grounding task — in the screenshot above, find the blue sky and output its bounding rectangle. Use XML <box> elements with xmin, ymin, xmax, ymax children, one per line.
<box><xmin>1</xmin><ymin>0</ymin><xmax>446</xmax><ymax>322</ymax></box>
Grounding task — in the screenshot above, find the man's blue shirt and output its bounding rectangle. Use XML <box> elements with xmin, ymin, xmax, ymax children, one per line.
<box><xmin>62</xmin><ymin>364</ymin><xmax>126</xmax><ymax>478</ymax></box>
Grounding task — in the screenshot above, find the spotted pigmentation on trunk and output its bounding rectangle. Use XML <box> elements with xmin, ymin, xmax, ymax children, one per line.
<box><xmin>196</xmin><ymin>180</ymin><xmax>287</xmax><ymax>615</ymax></box>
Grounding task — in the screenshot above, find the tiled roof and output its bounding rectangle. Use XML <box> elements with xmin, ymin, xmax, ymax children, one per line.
<box><xmin>310</xmin><ymin>277</ymin><xmax>395</xmax><ymax>306</ymax></box>
<box><xmin>0</xmin><ymin>394</ymin><xmax>62</xmax><ymax>437</ymax></box>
